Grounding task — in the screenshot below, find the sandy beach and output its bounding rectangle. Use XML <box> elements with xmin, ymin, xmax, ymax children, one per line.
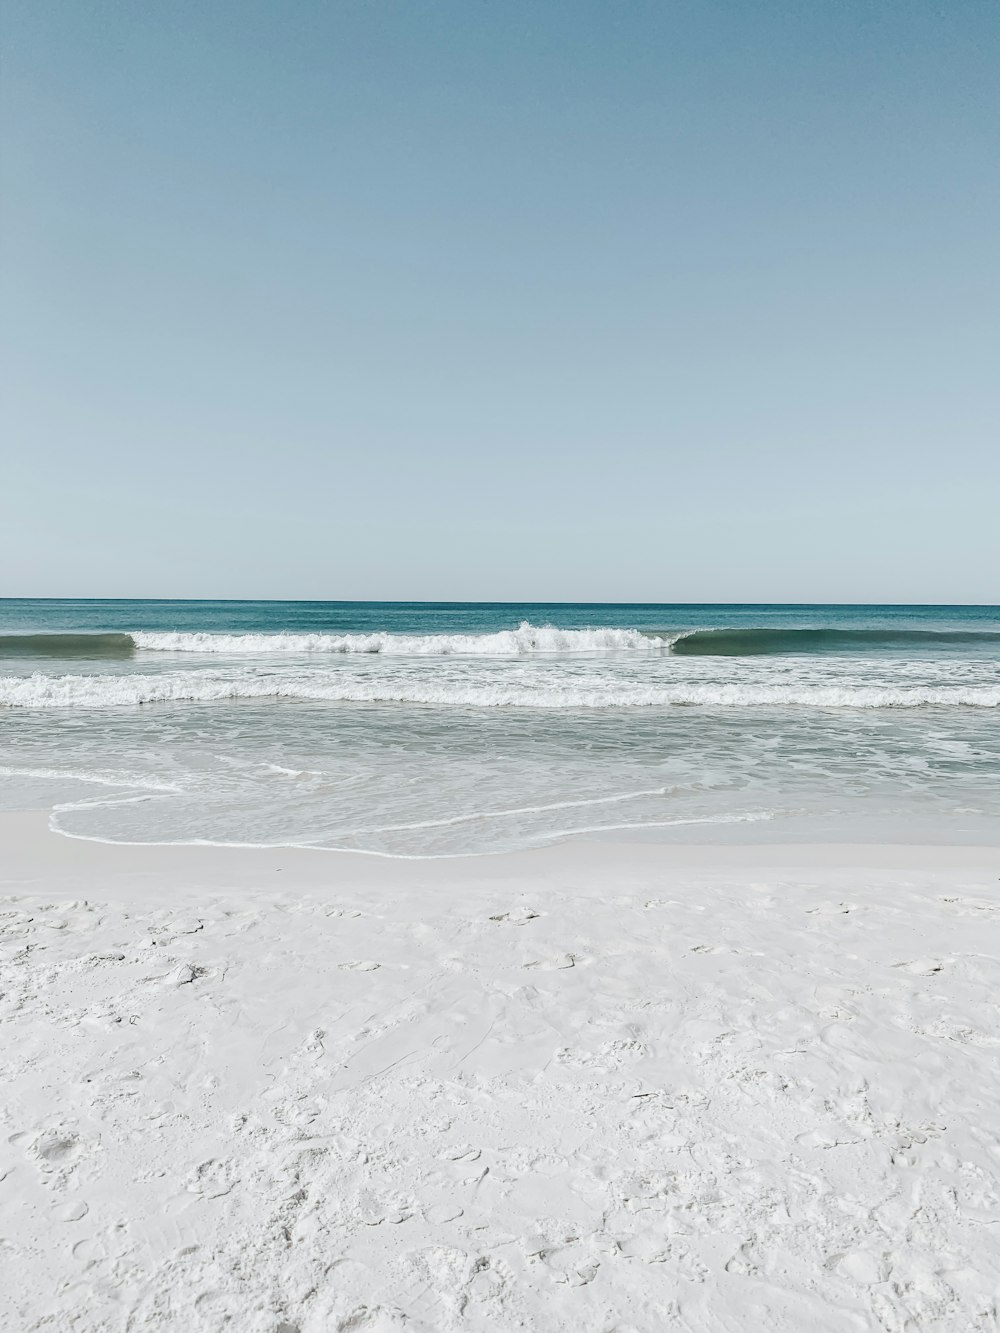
<box><xmin>3</xmin><ymin>814</ymin><xmax>998</xmax><ymax>1331</ymax></box>
<box><xmin>7</xmin><ymin>0</ymin><xmax>999</xmax><ymax>1323</ymax></box>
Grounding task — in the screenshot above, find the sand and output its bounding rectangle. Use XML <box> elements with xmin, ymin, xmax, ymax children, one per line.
<box><xmin>2</xmin><ymin>812</ymin><xmax>999</xmax><ymax>1331</ymax></box>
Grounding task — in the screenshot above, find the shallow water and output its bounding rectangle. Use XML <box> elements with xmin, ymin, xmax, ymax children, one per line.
<box><xmin>1</xmin><ymin>600</ymin><xmax>998</xmax><ymax>854</ymax></box>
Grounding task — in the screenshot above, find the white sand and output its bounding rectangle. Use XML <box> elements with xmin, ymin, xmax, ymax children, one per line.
<box><xmin>2</xmin><ymin>813</ymin><xmax>999</xmax><ymax>1331</ymax></box>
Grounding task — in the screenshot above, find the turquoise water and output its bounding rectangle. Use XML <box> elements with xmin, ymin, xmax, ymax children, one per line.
<box><xmin>1</xmin><ymin>600</ymin><xmax>998</xmax><ymax>854</ymax></box>
<box><xmin>3</xmin><ymin>598</ymin><xmax>1000</xmax><ymax>640</ymax></box>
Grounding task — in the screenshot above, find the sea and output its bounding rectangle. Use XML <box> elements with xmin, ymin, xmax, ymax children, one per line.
<box><xmin>1</xmin><ymin>600</ymin><xmax>998</xmax><ymax>856</ymax></box>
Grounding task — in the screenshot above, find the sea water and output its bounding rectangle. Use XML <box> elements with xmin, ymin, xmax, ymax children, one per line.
<box><xmin>1</xmin><ymin>600</ymin><xmax>998</xmax><ymax>855</ymax></box>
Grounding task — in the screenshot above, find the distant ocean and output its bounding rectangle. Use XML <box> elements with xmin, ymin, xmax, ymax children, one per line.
<box><xmin>1</xmin><ymin>600</ymin><xmax>998</xmax><ymax>855</ymax></box>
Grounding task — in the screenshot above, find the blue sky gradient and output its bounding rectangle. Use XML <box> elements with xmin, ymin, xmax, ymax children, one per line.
<box><xmin>2</xmin><ymin>1</ymin><xmax>998</xmax><ymax>600</ymax></box>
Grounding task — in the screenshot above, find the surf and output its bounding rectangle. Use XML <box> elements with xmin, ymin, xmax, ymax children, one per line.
<box><xmin>0</xmin><ymin>632</ymin><xmax>136</xmax><ymax>659</ymax></box>
<box><xmin>669</xmin><ymin>627</ymin><xmax>1000</xmax><ymax>655</ymax></box>
<box><xmin>130</xmin><ymin>622</ymin><xmax>662</xmax><ymax>656</ymax></box>
<box><xmin>4</xmin><ymin>671</ymin><xmax>999</xmax><ymax>709</ymax></box>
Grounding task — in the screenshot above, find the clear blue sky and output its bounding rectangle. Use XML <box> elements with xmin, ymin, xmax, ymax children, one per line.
<box><xmin>2</xmin><ymin>1</ymin><xmax>997</xmax><ymax>601</ymax></box>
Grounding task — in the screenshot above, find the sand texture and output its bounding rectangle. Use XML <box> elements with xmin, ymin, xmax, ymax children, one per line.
<box><xmin>2</xmin><ymin>817</ymin><xmax>999</xmax><ymax>1331</ymax></box>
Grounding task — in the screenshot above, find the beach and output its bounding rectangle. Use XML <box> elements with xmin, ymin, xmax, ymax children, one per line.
<box><xmin>4</xmin><ymin>813</ymin><xmax>999</xmax><ymax>1331</ymax></box>
<box><xmin>8</xmin><ymin>0</ymin><xmax>999</xmax><ymax>1322</ymax></box>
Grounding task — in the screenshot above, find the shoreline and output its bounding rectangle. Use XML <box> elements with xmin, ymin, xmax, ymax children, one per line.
<box><xmin>3</xmin><ymin>812</ymin><xmax>999</xmax><ymax>1330</ymax></box>
<box><xmin>4</xmin><ymin>808</ymin><xmax>998</xmax><ymax>892</ymax></box>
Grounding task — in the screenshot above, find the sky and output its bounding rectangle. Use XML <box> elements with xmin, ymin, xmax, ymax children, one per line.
<box><xmin>2</xmin><ymin>0</ymin><xmax>998</xmax><ymax>602</ymax></box>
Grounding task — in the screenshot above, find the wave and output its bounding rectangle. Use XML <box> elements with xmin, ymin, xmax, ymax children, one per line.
<box><xmin>0</xmin><ymin>764</ymin><xmax>178</xmax><ymax>792</ymax></box>
<box><xmin>3</xmin><ymin>672</ymin><xmax>998</xmax><ymax>710</ymax></box>
<box><xmin>0</xmin><ymin>632</ymin><xmax>135</xmax><ymax>659</ymax></box>
<box><xmin>13</xmin><ymin>624</ymin><xmax>998</xmax><ymax>661</ymax></box>
<box><xmin>670</xmin><ymin>627</ymin><xmax>1000</xmax><ymax>656</ymax></box>
<box><xmin>131</xmin><ymin>623</ymin><xmax>661</xmax><ymax>656</ymax></box>
<box><xmin>45</xmin><ymin>809</ymin><xmax>776</xmax><ymax>858</ymax></box>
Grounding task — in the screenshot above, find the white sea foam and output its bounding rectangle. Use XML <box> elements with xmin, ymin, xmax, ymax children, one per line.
<box><xmin>4</xmin><ymin>671</ymin><xmax>999</xmax><ymax>710</ymax></box>
<box><xmin>0</xmin><ymin>764</ymin><xmax>179</xmax><ymax>792</ymax></box>
<box><xmin>131</xmin><ymin>622</ymin><xmax>662</xmax><ymax>656</ymax></box>
<box><xmin>346</xmin><ymin>786</ymin><xmax>678</xmax><ymax>835</ymax></box>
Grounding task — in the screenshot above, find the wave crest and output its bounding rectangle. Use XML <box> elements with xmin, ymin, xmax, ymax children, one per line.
<box><xmin>131</xmin><ymin>623</ymin><xmax>659</xmax><ymax>656</ymax></box>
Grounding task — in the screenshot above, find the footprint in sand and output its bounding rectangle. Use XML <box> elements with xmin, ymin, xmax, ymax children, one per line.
<box><xmin>534</xmin><ymin>1243</ymin><xmax>601</xmax><ymax>1285</ymax></box>
<box><xmin>892</xmin><ymin>958</ymin><xmax>945</xmax><ymax>976</ymax></box>
<box><xmin>490</xmin><ymin>907</ymin><xmax>540</xmax><ymax>924</ymax></box>
<box><xmin>617</xmin><ymin>1231</ymin><xmax>671</xmax><ymax>1263</ymax></box>
<box><xmin>339</xmin><ymin>960</ymin><xmax>381</xmax><ymax>972</ymax></box>
<box><xmin>827</xmin><ymin>1249</ymin><xmax>887</xmax><ymax>1285</ymax></box>
<box><xmin>71</xmin><ymin>1237</ymin><xmax>106</xmax><ymax>1264</ymax></box>
<box><xmin>523</xmin><ymin>952</ymin><xmax>575</xmax><ymax>970</ymax></box>
<box><xmin>795</xmin><ymin>1127</ymin><xmax>862</xmax><ymax>1150</ymax></box>
<box><xmin>424</xmin><ymin>1201</ymin><xmax>464</xmax><ymax>1224</ymax></box>
<box><xmin>147</xmin><ymin>918</ymin><xmax>204</xmax><ymax>945</ymax></box>
<box><xmin>163</xmin><ymin>962</ymin><xmax>208</xmax><ymax>986</ymax></box>
<box><xmin>438</xmin><ymin>1144</ymin><xmax>481</xmax><ymax>1162</ymax></box>
<box><xmin>941</xmin><ymin>896</ymin><xmax>1000</xmax><ymax>914</ymax></box>
<box><xmin>335</xmin><ymin>1306</ymin><xmax>408</xmax><ymax>1332</ymax></box>
<box><xmin>725</xmin><ymin>1242</ymin><xmax>760</xmax><ymax>1276</ymax></box>
<box><xmin>187</xmin><ymin>1158</ymin><xmax>238</xmax><ymax>1199</ymax></box>
<box><xmin>29</xmin><ymin>1130</ymin><xmax>87</xmax><ymax>1173</ymax></box>
<box><xmin>357</xmin><ymin>1190</ymin><xmax>412</xmax><ymax>1226</ymax></box>
<box><xmin>53</xmin><ymin>1199</ymin><xmax>89</xmax><ymax>1222</ymax></box>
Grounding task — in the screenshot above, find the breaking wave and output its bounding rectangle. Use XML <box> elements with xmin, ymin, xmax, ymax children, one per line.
<box><xmin>13</xmin><ymin>624</ymin><xmax>1000</xmax><ymax>662</ymax></box>
<box><xmin>3</xmin><ymin>672</ymin><xmax>998</xmax><ymax>710</ymax></box>
<box><xmin>131</xmin><ymin>623</ymin><xmax>660</xmax><ymax>655</ymax></box>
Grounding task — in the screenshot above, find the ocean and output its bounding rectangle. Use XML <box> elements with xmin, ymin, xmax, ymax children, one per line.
<box><xmin>1</xmin><ymin>600</ymin><xmax>998</xmax><ymax>855</ymax></box>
